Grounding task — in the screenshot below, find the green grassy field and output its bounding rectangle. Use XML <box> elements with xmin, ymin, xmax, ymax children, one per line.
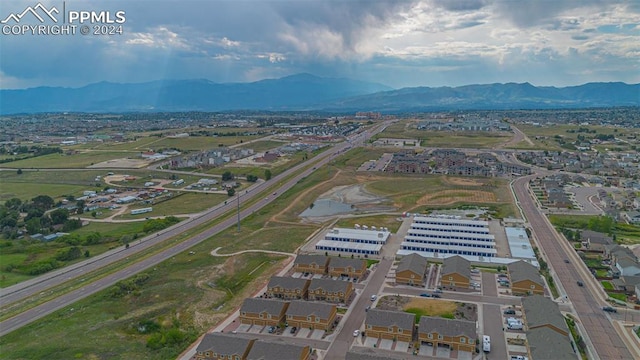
<box><xmin>236</xmin><ymin>140</ymin><xmax>287</xmax><ymax>152</ymax></box>
<box><xmin>2</xmin><ymin>151</ymin><xmax>137</xmax><ymax>169</ymax></box>
<box><xmin>118</xmin><ymin>192</ymin><xmax>228</xmax><ymax>219</ymax></box>
<box><xmin>515</xmin><ymin>124</ymin><xmax>637</xmax><ymax>151</ymax></box>
<box><xmin>421</xmin><ymin>133</ymin><xmax>511</xmax><ymax>148</ymax></box>
<box><xmin>150</xmin><ymin>135</ymin><xmax>262</xmax><ymax>151</ymax></box>
<box><xmin>0</xmin><ymin>251</ymin><xmax>285</xmax><ymax>360</ymax></box>
<box><xmin>0</xmin><ymin>182</ymin><xmax>89</xmax><ymax>203</ymax></box>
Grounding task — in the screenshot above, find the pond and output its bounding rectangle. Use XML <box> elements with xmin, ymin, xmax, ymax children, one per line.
<box><xmin>300</xmin><ymin>198</ymin><xmax>354</xmax><ymax>217</ymax></box>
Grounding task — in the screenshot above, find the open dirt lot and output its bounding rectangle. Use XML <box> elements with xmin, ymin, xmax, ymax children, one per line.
<box><xmin>417</xmin><ymin>189</ymin><xmax>497</xmax><ymax>205</ymax></box>
<box><xmin>89</xmin><ymin>158</ymin><xmax>152</xmax><ymax>168</ymax></box>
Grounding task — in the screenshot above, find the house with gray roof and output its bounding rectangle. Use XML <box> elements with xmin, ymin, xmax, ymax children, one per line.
<box><xmin>328</xmin><ymin>257</ymin><xmax>367</xmax><ymax>279</ymax></box>
<box><xmin>246</xmin><ymin>340</ymin><xmax>310</xmax><ymax>360</ymax></box>
<box><xmin>365</xmin><ymin>309</ymin><xmax>415</xmax><ymax>342</ymax></box>
<box><xmin>521</xmin><ymin>295</ymin><xmax>569</xmax><ymax>335</ymax></box>
<box><xmin>266</xmin><ymin>276</ymin><xmax>310</xmax><ymax>300</ymax></box>
<box><xmin>418</xmin><ymin>316</ymin><xmax>476</xmax><ymax>352</ymax></box>
<box><xmin>396</xmin><ymin>253</ymin><xmax>428</xmax><ymax>286</ymax></box>
<box><xmin>508</xmin><ymin>260</ymin><xmax>544</xmax><ymax>295</ymax></box>
<box><xmin>194</xmin><ymin>333</ymin><xmax>255</xmax><ymax>360</ymax></box>
<box><xmin>441</xmin><ymin>255</ymin><xmax>471</xmax><ymax>288</ymax></box>
<box><xmin>527</xmin><ymin>326</ymin><xmax>576</xmax><ymax>360</ymax></box>
<box><xmin>239</xmin><ymin>298</ymin><xmax>289</xmax><ymax>327</ymax></box>
<box><xmin>293</xmin><ymin>254</ymin><xmax>329</xmax><ymax>275</ymax></box>
<box><xmin>307</xmin><ymin>278</ymin><xmax>353</xmax><ymax>303</ymax></box>
<box><xmin>285</xmin><ymin>300</ymin><xmax>337</xmax><ymax>330</ymax></box>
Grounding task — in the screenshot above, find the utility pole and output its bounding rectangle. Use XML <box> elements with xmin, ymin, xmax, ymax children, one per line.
<box><xmin>237</xmin><ymin>192</ymin><xmax>240</xmax><ymax>231</ymax></box>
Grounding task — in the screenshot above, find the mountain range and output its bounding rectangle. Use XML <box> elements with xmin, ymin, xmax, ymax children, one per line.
<box><xmin>1</xmin><ymin>74</ymin><xmax>638</xmax><ymax>114</ymax></box>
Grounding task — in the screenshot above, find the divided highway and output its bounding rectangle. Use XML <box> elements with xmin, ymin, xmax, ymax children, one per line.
<box><xmin>0</xmin><ymin>122</ymin><xmax>390</xmax><ymax>337</ymax></box>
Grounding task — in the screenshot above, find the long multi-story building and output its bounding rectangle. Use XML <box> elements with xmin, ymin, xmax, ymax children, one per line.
<box><xmin>315</xmin><ymin>227</ymin><xmax>390</xmax><ymax>256</ymax></box>
<box><xmin>399</xmin><ymin>216</ymin><xmax>497</xmax><ymax>258</ymax></box>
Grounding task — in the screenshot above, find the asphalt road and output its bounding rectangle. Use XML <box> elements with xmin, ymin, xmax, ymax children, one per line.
<box><xmin>323</xmin><ymin>258</ymin><xmax>393</xmax><ymax>360</ymax></box>
<box><xmin>512</xmin><ymin>176</ymin><xmax>634</xmax><ymax>360</ymax></box>
<box><xmin>0</xmin><ymin>122</ymin><xmax>391</xmax><ymax>337</ymax></box>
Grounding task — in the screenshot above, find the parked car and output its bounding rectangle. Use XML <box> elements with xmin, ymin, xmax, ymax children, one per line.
<box><xmin>290</xmin><ymin>326</ymin><xmax>297</xmax><ymax>334</ymax></box>
<box><xmin>365</xmin><ymin>305</ymin><xmax>371</xmax><ymax>312</ymax></box>
<box><xmin>504</xmin><ymin>309</ymin><xmax>516</xmax><ymax>315</ymax></box>
<box><xmin>353</xmin><ymin>329</ymin><xmax>360</xmax><ymax>337</ymax></box>
<box><xmin>268</xmin><ymin>326</ymin><xmax>276</xmax><ymax>333</ymax></box>
<box><xmin>510</xmin><ymin>356</ymin><xmax>528</xmax><ymax>360</ymax></box>
<box><xmin>431</xmin><ymin>293</ymin><xmax>441</xmax><ymax>298</ymax></box>
<box><xmin>370</xmin><ymin>294</ymin><xmax>377</xmax><ymax>301</ymax></box>
<box><xmin>420</xmin><ymin>293</ymin><xmax>431</xmax><ymax>297</ymax></box>
<box><xmin>434</xmin><ymin>288</ymin><xmax>443</xmax><ymax>293</ymax></box>
<box><xmin>577</xmin><ymin>280</ymin><xmax>584</xmax><ymax>287</ymax></box>
<box><xmin>602</xmin><ymin>306</ymin><xmax>617</xmax><ymax>313</ymax></box>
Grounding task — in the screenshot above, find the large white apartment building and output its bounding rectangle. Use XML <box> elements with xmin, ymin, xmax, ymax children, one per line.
<box><xmin>400</xmin><ymin>216</ymin><xmax>497</xmax><ymax>258</ymax></box>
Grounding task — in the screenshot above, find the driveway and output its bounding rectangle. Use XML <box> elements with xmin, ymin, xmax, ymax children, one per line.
<box><xmin>436</xmin><ymin>345</ymin><xmax>451</xmax><ymax>358</ymax></box>
<box><xmin>364</xmin><ymin>337</ymin><xmax>377</xmax><ymax>347</ymax></box>
<box><xmin>419</xmin><ymin>343</ymin><xmax>434</xmax><ymax>356</ymax></box>
<box><xmin>297</xmin><ymin>328</ymin><xmax>311</xmax><ymax>338</ymax></box>
<box><xmin>379</xmin><ymin>339</ymin><xmax>393</xmax><ymax>350</ymax></box>
<box><xmin>236</xmin><ymin>324</ymin><xmax>251</xmax><ymax>332</ymax></box>
<box><xmin>248</xmin><ymin>325</ymin><xmax>263</xmax><ymax>333</ymax></box>
<box><xmin>309</xmin><ymin>329</ymin><xmax>325</xmax><ymax>340</ymax></box>
<box><xmin>395</xmin><ymin>341</ymin><xmax>410</xmax><ymax>352</ymax></box>
<box><xmin>457</xmin><ymin>350</ymin><xmax>472</xmax><ymax>360</ymax></box>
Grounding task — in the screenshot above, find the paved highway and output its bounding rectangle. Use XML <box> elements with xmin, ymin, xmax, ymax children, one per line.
<box><xmin>0</xmin><ymin>122</ymin><xmax>391</xmax><ymax>337</ymax></box>
<box><xmin>512</xmin><ymin>176</ymin><xmax>634</xmax><ymax>360</ymax></box>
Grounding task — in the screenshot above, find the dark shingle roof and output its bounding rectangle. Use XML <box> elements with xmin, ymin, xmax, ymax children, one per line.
<box><xmin>294</xmin><ymin>254</ymin><xmax>328</xmax><ymax>266</ymax></box>
<box><xmin>527</xmin><ymin>327</ymin><xmax>575</xmax><ymax>360</ymax></box>
<box><xmin>267</xmin><ymin>276</ymin><xmax>309</xmax><ymax>291</ymax></box>
<box><xmin>308</xmin><ymin>278</ymin><xmax>351</xmax><ymax>293</ymax></box>
<box><xmin>418</xmin><ymin>316</ymin><xmax>476</xmax><ymax>339</ymax></box>
<box><xmin>195</xmin><ymin>333</ymin><xmax>254</xmax><ymax>355</ymax></box>
<box><xmin>286</xmin><ymin>300</ymin><xmax>335</xmax><ymax>319</ymax></box>
<box><xmin>442</xmin><ymin>255</ymin><xmax>470</xmax><ymax>279</ymax></box>
<box><xmin>246</xmin><ymin>340</ymin><xmax>309</xmax><ymax>360</ymax></box>
<box><xmin>329</xmin><ymin>257</ymin><xmax>366</xmax><ymax>269</ymax></box>
<box><xmin>397</xmin><ymin>253</ymin><xmax>428</xmax><ymax>275</ymax></box>
<box><xmin>240</xmin><ymin>298</ymin><xmax>288</xmax><ymax>315</ymax></box>
<box><xmin>508</xmin><ymin>260</ymin><xmax>543</xmax><ymax>284</ymax></box>
<box><xmin>522</xmin><ymin>295</ymin><xmax>568</xmax><ymax>334</ymax></box>
<box><xmin>366</xmin><ymin>309</ymin><xmax>414</xmax><ymax>330</ymax></box>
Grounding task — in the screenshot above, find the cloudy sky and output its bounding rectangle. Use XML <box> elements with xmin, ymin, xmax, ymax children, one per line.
<box><xmin>1</xmin><ymin>0</ymin><xmax>638</xmax><ymax>89</ymax></box>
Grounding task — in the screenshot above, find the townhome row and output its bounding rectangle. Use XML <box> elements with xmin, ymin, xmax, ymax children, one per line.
<box><xmin>293</xmin><ymin>254</ymin><xmax>368</xmax><ymax>280</ymax></box>
<box><xmin>364</xmin><ymin>309</ymin><xmax>477</xmax><ymax>352</ymax></box>
<box><xmin>266</xmin><ymin>276</ymin><xmax>354</xmax><ymax>303</ymax></box>
<box><xmin>239</xmin><ymin>298</ymin><xmax>338</xmax><ymax>331</ymax></box>
<box><xmin>195</xmin><ymin>333</ymin><xmax>311</xmax><ymax>360</ymax></box>
<box><xmin>394</xmin><ymin>252</ymin><xmax>545</xmax><ymax>295</ymax></box>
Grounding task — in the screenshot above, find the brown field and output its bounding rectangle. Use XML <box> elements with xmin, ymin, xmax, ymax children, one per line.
<box><xmin>403</xmin><ymin>298</ymin><xmax>458</xmax><ymax>315</ymax></box>
<box><xmin>442</xmin><ymin>177</ymin><xmax>483</xmax><ymax>186</ymax></box>
<box><xmin>417</xmin><ymin>189</ymin><xmax>497</xmax><ymax>205</ymax></box>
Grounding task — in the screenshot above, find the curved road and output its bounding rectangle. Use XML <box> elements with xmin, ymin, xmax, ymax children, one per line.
<box><xmin>512</xmin><ymin>176</ymin><xmax>633</xmax><ymax>359</ymax></box>
<box><xmin>0</xmin><ymin>122</ymin><xmax>390</xmax><ymax>337</ymax></box>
